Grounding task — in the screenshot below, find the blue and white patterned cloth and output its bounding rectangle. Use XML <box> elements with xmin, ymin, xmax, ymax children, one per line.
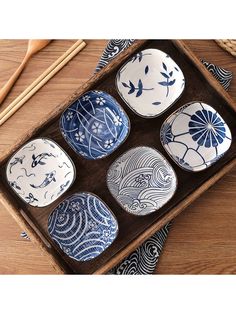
<box><xmin>21</xmin><ymin>39</ymin><xmax>233</xmax><ymax>275</ymax></box>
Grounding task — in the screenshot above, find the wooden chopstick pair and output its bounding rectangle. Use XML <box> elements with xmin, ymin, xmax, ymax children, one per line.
<box><xmin>0</xmin><ymin>40</ymin><xmax>86</xmax><ymax>126</ymax></box>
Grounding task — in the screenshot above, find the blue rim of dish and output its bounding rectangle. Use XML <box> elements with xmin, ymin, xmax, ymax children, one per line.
<box><xmin>5</xmin><ymin>137</ymin><xmax>76</xmax><ymax>208</ymax></box>
<box><xmin>115</xmin><ymin>48</ymin><xmax>186</xmax><ymax>119</ymax></box>
<box><xmin>59</xmin><ymin>90</ymin><xmax>131</xmax><ymax>160</ymax></box>
<box><xmin>47</xmin><ymin>191</ymin><xmax>119</xmax><ymax>262</ymax></box>
<box><xmin>106</xmin><ymin>145</ymin><xmax>178</xmax><ymax>216</ymax></box>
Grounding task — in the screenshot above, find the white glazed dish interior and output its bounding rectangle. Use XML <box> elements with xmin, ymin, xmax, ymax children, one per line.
<box><xmin>160</xmin><ymin>101</ymin><xmax>232</xmax><ymax>172</ymax></box>
<box><xmin>6</xmin><ymin>138</ymin><xmax>76</xmax><ymax>207</ymax></box>
<box><xmin>106</xmin><ymin>146</ymin><xmax>177</xmax><ymax>216</ymax></box>
<box><xmin>116</xmin><ymin>48</ymin><xmax>185</xmax><ymax>118</ymax></box>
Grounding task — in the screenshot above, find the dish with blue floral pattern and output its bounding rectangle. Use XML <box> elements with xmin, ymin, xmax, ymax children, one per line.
<box><xmin>107</xmin><ymin>146</ymin><xmax>177</xmax><ymax>216</ymax></box>
<box><xmin>59</xmin><ymin>90</ymin><xmax>130</xmax><ymax>160</ymax></box>
<box><xmin>6</xmin><ymin>138</ymin><xmax>76</xmax><ymax>207</ymax></box>
<box><xmin>116</xmin><ymin>48</ymin><xmax>185</xmax><ymax>118</ymax></box>
<box><xmin>48</xmin><ymin>192</ymin><xmax>118</xmax><ymax>262</ymax></box>
<box><xmin>160</xmin><ymin>102</ymin><xmax>232</xmax><ymax>171</ymax></box>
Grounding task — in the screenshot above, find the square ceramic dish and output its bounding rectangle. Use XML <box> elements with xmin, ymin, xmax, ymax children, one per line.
<box><xmin>160</xmin><ymin>102</ymin><xmax>232</xmax><ymax>171</ymax></box>
<box><xmin>59</xmin><ymin>90</ymin><xmax>130</xmax><ymax>160</ymax></box>
<box><xmin>6</xmin><ymin>138</ymin><xmax>75</xmax><ymax>207</ymax></box>
<box><xmin>116</xmin><ymin>48</ymin><xmax>185</xmax><ymax>118</ymax></box>
<box><xmin>0</xmin><ymin>40</ymin><xmax>235</xmax><ymax>274</ymax></box>
<box><xmin>48</xmin><ymin>192</ymin><xmax>118</xmax><ymax>261</ymax></box>
<box><xmin>107</xmin><ymin>146</ymin><xmax>177</xmax><ymax>216</ymax></box>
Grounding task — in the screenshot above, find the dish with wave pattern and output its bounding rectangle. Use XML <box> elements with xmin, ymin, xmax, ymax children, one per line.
<box><xmin>107</xmin><ymin>146</ymin><xmax>177</xmax><ymax>216</ymax></box>
<box><xmin>48</xmin><ymin>192</ymin><xmax>118</xmax><ymax>262</ymax></box>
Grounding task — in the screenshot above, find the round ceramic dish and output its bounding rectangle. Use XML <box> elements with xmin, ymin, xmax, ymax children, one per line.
<box><xmin>116</xmin><ymin>48</ymin><xmax>185</xmax><ymax>118</ymax></box>
<box><xmin>59</xmin><ymin>90</ymin><xmax>130</xmax><ymax>160</ymax></box>
<box><xmin>6</xmin><ymin>138</ymin><xmax>76</xmax><ymax>207</ymax></box>
<box><xmin>160</xmin><ymin>101</ymin><xmax>232</xmax><ymax>171</ymax></box>
<box><xmin>106</xmin><ymin>146</ymin><xmax>177</xmax><ymax>216</ymax></box>
<box><xmin>48</xmin><ymin>192</ymin><xmax>118</xmax><ymax>262</ymax></box>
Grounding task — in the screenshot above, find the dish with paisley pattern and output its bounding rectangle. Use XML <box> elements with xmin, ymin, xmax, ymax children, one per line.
<box><xmin>106</xmin><ymin>146</ymin><xmax>177</xmax><ymax>216</ymax></box>
<box><xmin>48</xmin><ymin>192</ymin><xmax>118</xmax><ymax>262</ymax></box>
<box><xmin>6</xmin><ymin>138</ymin><xmax>75</xmax><ymax>207</ymax></box>
<box><xmin>59</xmin><ymin>90</ymin><xmax>130</xmax><ymax>160</ymax></box>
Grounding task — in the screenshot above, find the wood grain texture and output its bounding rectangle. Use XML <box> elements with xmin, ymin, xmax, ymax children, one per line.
<box><xmin>0</xmin><ymin>40</ymin><xmax>235</xmax><ymax>274</ymax></box>
<box><xmin>0</xmin><ymin>40</ymin><xmax>86</xmax><ymax>126</ymax></box>
<box><xmin>0</xmin><ymin>40</ymin><xmax>51</xmax><ymax>105</ymax></box>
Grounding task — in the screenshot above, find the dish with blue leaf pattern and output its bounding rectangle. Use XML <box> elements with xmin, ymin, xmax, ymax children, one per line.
<box><xmin>59</xmin><ymin>90</ymin><xmax>130</xmax><ymax>160</ymax></box>
<box><xmin>160</xmin><ymin>101</ymin><xmax>232</xmax><ymax>171</ymax></box>
<box><xmin>116</xmin><ymin>48</ymin><xmax>185</xmax><ymax>118</ymax></box>
<box><xmin>48</xmin><ymin>192</ymin><xmax>118</xmax><ymax>262</ymax></box>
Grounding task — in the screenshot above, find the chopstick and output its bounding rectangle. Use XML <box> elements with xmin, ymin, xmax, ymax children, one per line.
<box><xmin>0</xmin><ymin>40</ymin><xmax>86</xmax><ymax>126</ymax></box>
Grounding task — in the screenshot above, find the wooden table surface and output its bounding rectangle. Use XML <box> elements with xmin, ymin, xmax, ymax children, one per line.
<box><xmin>0</xmin><ymin>40</ymin><xmax>235</xmax><ymax>274</ymax></box>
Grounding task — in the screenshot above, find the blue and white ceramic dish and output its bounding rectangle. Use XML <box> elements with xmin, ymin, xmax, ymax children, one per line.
<box><xmin>160</xmin><ymin>102</ymin><xmax>232</xmax><ymax>171</ymax></box>
<box><xmin>48</xmin><ymin>192</ymin><xmax>118</xmax><ymax>262</ymax></box>
<box><xmin>59</xmin><ymin>90</ymin><xmax>130</xmax><ymax>160</ymax></box>
<box><xmin>106</xmin><ymin>146</ymin><xmax>177</xmax><ymax>216</ymax></box>
<box><xmin>116</xmin><ymin>48</ymin><xmax>185</xmax><ymax>118</ymax></box>
<box><xmin>6</xmin><ymin>138</ymin><xmax>75</xmax><ymax>207</ymax></box>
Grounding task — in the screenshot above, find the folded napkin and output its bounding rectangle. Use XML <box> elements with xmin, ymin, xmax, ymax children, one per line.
<box><xmin>21</xmin><ymin>40</ymin><xmax>233</xmax><ymax>275</ymax></box>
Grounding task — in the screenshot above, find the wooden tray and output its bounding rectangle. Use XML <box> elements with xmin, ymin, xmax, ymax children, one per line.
<box><xmin>0</xmin><ymin>40</ymin><xmax>235</xmax><ymax>274</ymax></box>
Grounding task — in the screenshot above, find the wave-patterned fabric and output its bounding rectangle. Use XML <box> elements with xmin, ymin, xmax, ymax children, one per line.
<box><xmin>21</xmin><ymin>40</ymin><xmax>233</xmax><ymax>274</ymax></box>
<box><xmin>109</xmin><ymin>222</ymin><xmax>171</xmax><ymax>274</ymax></box>
<box><xmin>48</xmin><ymin>192</ymin><xmax>118</xmax><ymax>262</ymax></box>
<box><xmin>201</xmin><ymin>59</ymin><xmax>233</xmax><ymax>90</ymax></box>
<box><xmin>20</xmin><ymin>231</ymin><xmax>30</xmax><ymax>240</ymax></box>
<box><xmin>95</xmin><ymin>39</ymin><xmax>135</xmax><ymax>73</ymax></box>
